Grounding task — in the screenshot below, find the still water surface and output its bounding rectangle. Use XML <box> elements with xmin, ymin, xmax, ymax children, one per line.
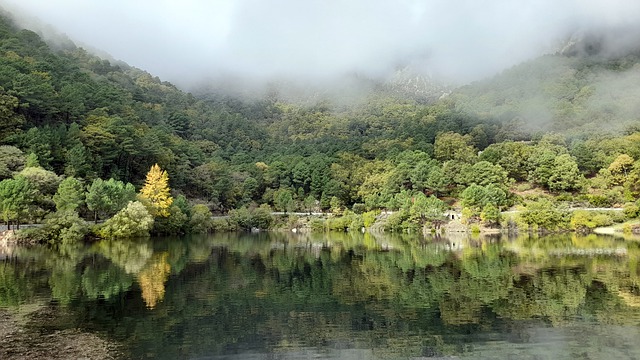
<box><xmin>2</xmin><ymin>232</ymin><xmax>640</xmax><ymax>359</ymax></box>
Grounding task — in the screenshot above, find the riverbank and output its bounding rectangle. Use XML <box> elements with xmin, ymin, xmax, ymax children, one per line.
<box><xmin>0</xmin><ymin>305</ymin><xmax>123</xmax><ymax>359</ymax></box>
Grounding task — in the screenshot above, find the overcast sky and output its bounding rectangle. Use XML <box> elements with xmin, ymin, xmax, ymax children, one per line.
<box><xmin>2</xmin><ymin>0</ymin><xmax>640</xmax><ymax>88</ymax></box>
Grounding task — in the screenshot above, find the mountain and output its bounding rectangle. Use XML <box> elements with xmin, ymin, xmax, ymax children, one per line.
<box><xmin>452</xmin><ymin>26</ymin><xmax>640</xmax><ymax>135</ymax></box>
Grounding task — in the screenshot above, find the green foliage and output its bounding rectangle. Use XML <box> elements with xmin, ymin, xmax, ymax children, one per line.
<box><xmin>434</xmin><ymin>131</ymin><xmax>477</xmax><ymax>163</ymax></box>
<box><xmin>189</xmin><ymin>204</ymin><xmax>213</xmax><ymax>234</ymax></box>
<box><xmin>53</xmin><ymin>176</ymin><xmax>84</xmax><ymax>212</ymax></box>
<box><xmin>461</xmin><ymin>184</ymin><xmax>508</xmax><ymax>211</ymax></box>
<box><xmin>228</xmin><ymin>205</ymin><xmax>274</xmax><ymax>231</ymax></box>
<box><xmin>24</xmin><ymin>152</ymin><xmax>39</xmax><ymax>168</ymax></box>
<box><xmin>251</xmin><ymin>204</ymin><xmax>274</xmax><ymax>230</ymax></box>
<box><xmin>624</xmin><ymin>203</ymin><xmax>640</xmax><ymax>219</ymax></box>
<box><xmin>309</xmin><ymin>218</ymin><xmax>326</xmax><ymax>232</ymax></box>
<box><xmin>97</xmin><ymin>201</ymin><xmax>154</xmax><ymax>239</ymax></box>
<box><xmin>17</xmin><ymin>210</ymin><xmax>88</xmax><ymax>244</ymax></box>
<box><xmin>409</xmin><ymin>193</ymin><xmax>447</xmax><ymax>227</ymax></box>
<box><xmin>326</xmin><ymin>215</ymin><xmax>350</xmax><ymax>232</ymax></box>
<box><xmin>152</xmin><ymin>205</ymin><xmax>188</xmax><ymax>235</ymax></box>
<box><xmin>86</xmin><ymin>178</ymin><xmax>136</xmax><ymax>222</ymax></box>
<box><xmin>385</xmin><ymin>209</ymin><xmax>411</xmax><ymax>232</ymax></box>
<box><xmin>0</xmin><ymin>145</ymin><xmax>24</xmax><ymax>180</ymax></box>
<box><xmin>480</xmin><ymin>203</ymin><xmax>501</xmax><ymax>226</ymax></box>
<box><xmin>480</xmin><ymin>141</ymin><xmax>532</xmax><ymax>181</ymax></box>
<box><xmin>548</xmin><ymin>154</ymin><xmax>583</xmax><ymax>192</ymax></box>
<box><xmin>273</xmin><ymin>188</ymin><xmax>295</xmax><ymax>213</ymax></box>
<box><xmin>362</xmin><ymin>210</ymin><xmax>378</xmax><ymax>228</ymax></box>
<box><xmin>518</xmin><ymin>197</ymin><xmax>570</xmax><ymax>231</ymax></box>
<box><xmin>570</xmin><ymin>211</ymin><xmax>614</xmax><ymax>232</ymax></box>
<box><xmin>17</xmin><ymin>165</ymin><xmax>60</xmax><ymax>195</ymax></box>
<box><xmin>0</xmin><ymin>176</ymin><xmax>36</xmax><ymax>227</ymax></box>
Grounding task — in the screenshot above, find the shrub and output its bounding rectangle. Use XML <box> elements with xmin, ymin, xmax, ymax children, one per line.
<box><xmin>309</xmin><ymin>218</ymin><xmax>325</xmax><ymax>232</ymax></box>
<box><xmin>352</xmin><ymin>203</ymin><xmax>366</xmax><ymax>214</ymax></box>
<box><xmin>189</xmin><ymin>204</ymin><xmax>213</xmax><ymax>233</ymax></box>
<box><xmin>327</xmin><ymin>216</ymin><xmax>349</xmax><ymax>232</ymax></box>
<box><xmin>228</xmin><ymin>207</ymin><xmax>251</xmax><ymax>230</ymax></box>
<box><xmin>349</xmin><ymin>214</ymin><xmax>364</xmax><ymax>231</ymax></box>
<box><xmin>98</xmin><ymin>201</ymin><xmax>154</xmax><ymax>239</ymax></box>
<box><xmin>362</xmin><ymin>210</ymin><xmax>378</xmax><ymax>228</ymax></box>
<box><xmin>624</xmin><ymin>203</ymin><xmax>640</xmax><ymax>219</ymax></box>
<box><xmin>385</xmin><ymin>210</ymin><xmax>410</xmax><ymax>232</ymax></box>
<box><xmin>152</xmin><ymin>205</ymin><xmax>188</xmax><ymax>235</ymax></box>
<box><xmin>592</xmin><ymin>213</ymin><xmax>613</xmax><ymax>227</ymax></box>
<box><xmin>210</xmin><ymin>218</ymin><xmax>233</xmax><ymax>232</ymax></box>
<box><xmin>228</xmin><ymin>205</ymin><xmax>274</xmax><ymax>231</ymax></box>
<box><xmin>251</xmin><ymin>204</ymin><xmax>274</xmax><ymax>230</ymax></box>
<box><xmin>16</xmin><ymin>210</ymin><xmax>88</xmax><ymax>244</ymax></box>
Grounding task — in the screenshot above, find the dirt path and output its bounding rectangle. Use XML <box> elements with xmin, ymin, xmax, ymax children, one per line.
<box><xmin>0</xmin><ymin>306</ymin><xmax>124</xmax><ymax>360</ymax></box>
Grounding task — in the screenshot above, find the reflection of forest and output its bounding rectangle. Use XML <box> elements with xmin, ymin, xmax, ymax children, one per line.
<box><xmin>1</xmin><ymin>232</ymin><xmax>640</xmax><ymax>358</ymax></box>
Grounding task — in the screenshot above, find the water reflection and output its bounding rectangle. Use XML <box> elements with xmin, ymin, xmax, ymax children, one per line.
<box><xmin>2</xmin><ymin>232</ymin><xmax>640</xmax><ymax>359</ymax></box>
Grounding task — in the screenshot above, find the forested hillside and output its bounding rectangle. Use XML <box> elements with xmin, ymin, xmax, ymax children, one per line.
<box><xmin>3</xmin><ymin>9</ymin><xmax>640</xmax><ymax>235</ymax></box>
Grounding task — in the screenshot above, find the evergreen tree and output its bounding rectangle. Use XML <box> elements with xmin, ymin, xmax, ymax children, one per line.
<box><xmin>53</xmin><ymin>177</ymin><xmax>84</xmax><ymax>212</ymax></box>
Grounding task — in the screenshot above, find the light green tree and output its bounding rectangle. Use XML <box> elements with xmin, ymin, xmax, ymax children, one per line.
<box><xmin>548</xmin><ymin>154</ymin><xmax>583</xmax><ymax>192</ymax></box>
<box><xmin>0</xmin><ymin>177</ymin><xmax>36</xmax><ymax>229</ymax></box>
<box><xmin>53</xmin><ymin>177</ymin><xmax>84</xmax><ymax>212</ymax></box>
<box><xmin>86</xmin><ymin>178</ymin><xmax>136</xmax><ymax>223</ymax></box>
<box><xmin>98</xmin><ymin>201</ymin><xmax>154</xmax><ymax>238</ymax></box>
<box><xmin>410</xmin><ymin>193</ymin><xmax>448</xmax><ymax>229</ymax></box>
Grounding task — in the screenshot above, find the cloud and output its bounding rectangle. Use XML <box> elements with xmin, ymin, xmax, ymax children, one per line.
<box><xmin>1</xmin><ymin>0</ymin><xmax>640</xmax><ymax>88</ymax></box>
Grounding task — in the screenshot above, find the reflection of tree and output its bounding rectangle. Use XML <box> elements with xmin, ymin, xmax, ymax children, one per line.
<box><xmin>8</xmin><ymin>232</ymin><xmax>640</xmax><ymax>358</ymax></box>
<box><xmin>49</xmin><ymin>265</ymin><xmax>80</xmax><ymax>305</ymax></box>
<box><xmin>94</xmin><ymin>239</ymin><xmax>153</xmax><ymax>274</ymax></box>
<box><xmin>0</xmin><ymin>264</ymin><xmax>36</xmax><ymax>306</ymax></box>
<box><xmin>82</xmin><ymin>262</ymin><xmax>133</xmax><ymax>300</ymax></box>
<box><xmin>493</xmin><ymin>268</ymin><xmax>590</xmax><ymax>325</ymax></box>
<box><xmin>137</xmin><ymin>252</ymin><xmax>171</xmax><ymax>309</ymax></box>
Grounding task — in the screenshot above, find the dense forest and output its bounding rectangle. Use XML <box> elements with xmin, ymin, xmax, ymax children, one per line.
<box><xmin>2</xmin><ymin>9</ymin><xmax>640</xmax><ymax>239</ymax></box>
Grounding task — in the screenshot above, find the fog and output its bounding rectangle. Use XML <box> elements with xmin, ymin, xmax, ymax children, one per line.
<box><xmin>1</xmin><ymin>0</ymin><xmax>640</xmax><ymax>89</ymax></box>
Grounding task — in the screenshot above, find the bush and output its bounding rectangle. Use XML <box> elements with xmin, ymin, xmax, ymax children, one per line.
<box><xmin>624</xmin><ymin>203</ymin><xmax>640</xmax><ymax>219</ymax></box>
<box><xmin>16</xmin><ymin>210</ymin><xmax>88</xmax><ymax>244</ymax></box>
<box><xmin>348</xmin><ymin>214</ymin><xmax>364</xmax><ymax>231</ymax></box>
<box><xmin>189</xmin><ymin>204</ymin><xmax>213</xmax><ymax>233</ymax></box>
<box><xmin>309</xmin><ymin>218</ymin><xmax>325</xmax><ymax>232</ymax></box>
<box><xmin>228</xmin><ymin>205</ymin><xmax>274</xmax><ymax>231</ymax></box>
<box><xmin>228</xmin><ymin>207</ymin><xmax>251</xmax><ymax>230</ymax></box>
<box><xmin>586</xmin><ymin>194</ymin><xmax>611</xmax><ymax>207</ymax></box>
<box><xmin>251</xmin><ymin>204</ymin><xmax>274</xmax><ymax>230</ymax></box>
<box><xmin>210</xmin><ymin>218</ymin><xmax>233</xmax><ymax>232</ymax></box>
<box><xmin>518</xmin><ymin>197</ymin><xmax>570</xmax><ymax>232</ymax></box>
<box><xmin>352</xmin><ymin>203</ymin><xmax>366</xmax><ymax>214</ymax></box>
<box><xmin>385</xmin><ymin>210</ymin><xmax>410</xmax><ymax>232</ymax></box>
<box><xmin>327</xmin><ymin>216</ymin><xmax>349</xmax><ymax>232</ymax></box>
<box><xmin>362</xmin><ymin>210</ymin><xmax>378</xmax><ymax>228</ymax></box>
<box><xmin>152</xmin><ymin>205</ymin><xmax>188</xmax><ymax>235</ymax></box>
<box><xmin>98</xmin><ymin>201</ymin><xmax>154</xmax><ymax>239</ymax></box>
<box><xmin>592</xmin><ymin>213</ymin><xmax>613</xmax><ymax>227</ymax></box>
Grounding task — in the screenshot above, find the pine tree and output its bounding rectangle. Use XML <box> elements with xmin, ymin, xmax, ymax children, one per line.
<box><xmin>139</xmin><ymin>164</ymin><xmax>173</xmax><ymax>217</ymax></box>
<box><xmin>53</xmin><ymin>176</ymin><xmax>84</xmax><ymax>212</ymax></box>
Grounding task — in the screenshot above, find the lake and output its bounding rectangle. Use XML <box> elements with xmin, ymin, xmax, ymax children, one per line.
<box><xmin>2</xmin><ymin>231</ymin><xmax>640</xmax><ymax>359</ymax></box>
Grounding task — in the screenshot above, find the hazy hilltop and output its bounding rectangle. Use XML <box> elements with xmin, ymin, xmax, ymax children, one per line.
<box><xmin>452</xmin><ymin>25</ymin><xmax>640</xmax><ymax>135</ymax></box>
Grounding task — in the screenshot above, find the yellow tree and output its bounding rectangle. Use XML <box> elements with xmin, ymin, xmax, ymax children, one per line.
<box><xmin>139</xmin><ymin>164</ymin><xmax>173</xmax><ymax>217</ymax></box>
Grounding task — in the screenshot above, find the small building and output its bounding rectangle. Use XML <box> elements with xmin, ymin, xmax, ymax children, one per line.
<box><xmin>444</xmin><ymin>210</ymin><xmax>462</xmax><ymax>221</ymax></box>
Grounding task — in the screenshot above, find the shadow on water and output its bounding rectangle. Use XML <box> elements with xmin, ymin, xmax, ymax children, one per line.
<box><xmin>2</xmin><ymin>231</ymin><xmax>640</xmax><ymax>359</ymax></box>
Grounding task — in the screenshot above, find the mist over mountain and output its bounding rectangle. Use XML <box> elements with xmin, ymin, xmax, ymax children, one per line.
<box><xmin>3</xmin><ymin>0</ymin><xmax>640</xmax><ymax>92</ymax></box>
